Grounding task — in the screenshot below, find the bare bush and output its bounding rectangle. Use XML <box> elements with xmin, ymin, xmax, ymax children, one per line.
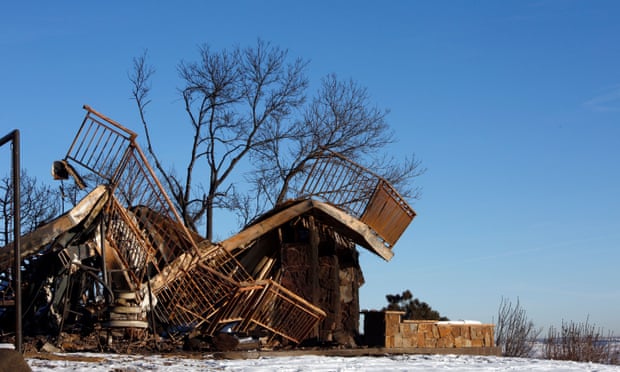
<box><xmin>543</xmin><ymin>318</ymin><xmax>619</xmax><ymax>365</ymax></box>
<box><xmin>495</xmin><ymin>297</ymin><xmax>541</xmax><ymax>357</ymax></box>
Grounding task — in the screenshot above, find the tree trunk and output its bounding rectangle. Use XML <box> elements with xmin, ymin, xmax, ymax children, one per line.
<box><xmin>205</xmin><ymin>195</ymin><xmax>213</xmax><ymax>241</ymax></box>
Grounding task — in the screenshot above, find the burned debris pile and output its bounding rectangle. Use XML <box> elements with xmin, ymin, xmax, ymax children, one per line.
<box><xmin>0</xmin><ymin>105</ymin><xmax>415</xmax><ymax>352</ymax></box>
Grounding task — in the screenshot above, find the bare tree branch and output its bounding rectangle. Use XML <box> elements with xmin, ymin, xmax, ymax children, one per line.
<box><xmin>249</xmin><ymin>74</ymin><xmax>424</xmax><ymax>212</ymax></box>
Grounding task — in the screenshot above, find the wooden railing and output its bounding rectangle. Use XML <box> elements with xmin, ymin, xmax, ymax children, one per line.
<box><xmin>66</xmin><ymin>106</ymin><xmax>191</xmax><ymax>247</ymax></box>
<box><xmin>299</xmin><ymin>149</ymin><xmax>415</xmax><ymax>248</ymax></box>
<box><xmin>59</xmin><ymin>106</ymin><xmax>204</xmax><ymax>301</ymax></box>
<box><xmin>209</xmin><ymin>279</ymin><xmax>326</xmax><ymax>344</ymax></box>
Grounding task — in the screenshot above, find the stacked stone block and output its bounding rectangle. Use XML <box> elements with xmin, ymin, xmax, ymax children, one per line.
<box><xmin>364</xmin><ymin>311</ymin><xmax>495</xmax><ymax>349</ymax></box>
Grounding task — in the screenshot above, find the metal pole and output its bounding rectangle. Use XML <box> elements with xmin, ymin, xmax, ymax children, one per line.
<box><xmin>0</xmin><ymin>130</ymin><xmax>21</xmax><ymax>353</ymax></box>
<box><xmin>12</xmin><ymin>131</ymin><xmax>21</xmax><ymax>353</ymax></box>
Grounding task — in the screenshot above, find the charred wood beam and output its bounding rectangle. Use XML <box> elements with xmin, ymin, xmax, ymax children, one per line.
<box><xmin>219</xmin><ymin>199</ymin><xmax>393</xmax><ymax>261</ymax></box>
<box><xmin>219</xmin><ymin>200</ymin><xmax>315</xmax><ymax>254</ymax></box>
<box><xmin>310</xmin><ymin>201</ymin><xmax>394</xmax><ymax>261</ymax></box>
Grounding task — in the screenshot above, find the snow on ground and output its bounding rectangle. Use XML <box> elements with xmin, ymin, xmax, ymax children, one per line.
<box><xmin>26</xmin><ymin>353</ymin><xmax>620</xmax><ymax>371</ymax></box>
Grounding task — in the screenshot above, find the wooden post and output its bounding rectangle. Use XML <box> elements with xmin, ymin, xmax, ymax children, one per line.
<box><xmin>309</xmin><ymin>217</ymin><xmax>320</xmax><ymax>337</ymax></box>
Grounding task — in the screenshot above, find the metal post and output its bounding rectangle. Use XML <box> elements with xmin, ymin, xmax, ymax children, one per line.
<box><xmin>0</xmin><ymin>130</ymin><xmax>21</xmax><ymax>353</ymax></box>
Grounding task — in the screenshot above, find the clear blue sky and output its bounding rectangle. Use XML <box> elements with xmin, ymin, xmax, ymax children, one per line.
<box><xmin>1</xmin><ymin>1</ymin><xmax>619</xmax><ymax>334</ymax></box>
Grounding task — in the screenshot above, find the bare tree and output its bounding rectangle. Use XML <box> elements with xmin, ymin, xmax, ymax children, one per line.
<box><xmin>130</xmin><ymin>40</ymin><xmax>308</xmax><ymax>239</ymax></box>
<box><xmin>130</xmin><ymin>40</ymin><xmax>423</xmax><ymax>237</ymax></box>
<box><xmin>0</xmin><ymin>171</ymin><xmax>60</xmax><ymax>246</ymax></box>
<box><xmin>495</xmin><ymin>297</ymin><xmax>541</xmax><ymax>357</ymax></box>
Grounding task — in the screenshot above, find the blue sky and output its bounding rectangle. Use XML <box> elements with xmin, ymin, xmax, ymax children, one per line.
<box><xmin>1</xmin><ymin>1</ymin><xmax>619</xmax><ymax>334</ymax></box>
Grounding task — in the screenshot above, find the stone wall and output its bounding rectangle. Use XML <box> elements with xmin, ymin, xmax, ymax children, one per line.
<box><xmin>363</xmin><ymin>311</ymin><xmax>495</xmax><ymax>349</ymax></box>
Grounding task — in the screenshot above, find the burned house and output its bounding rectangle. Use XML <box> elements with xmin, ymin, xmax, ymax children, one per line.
<box><xmin>0</xmin><ymin>105</ymin><xmax>415</xmax><ymax>350</ymax></box>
